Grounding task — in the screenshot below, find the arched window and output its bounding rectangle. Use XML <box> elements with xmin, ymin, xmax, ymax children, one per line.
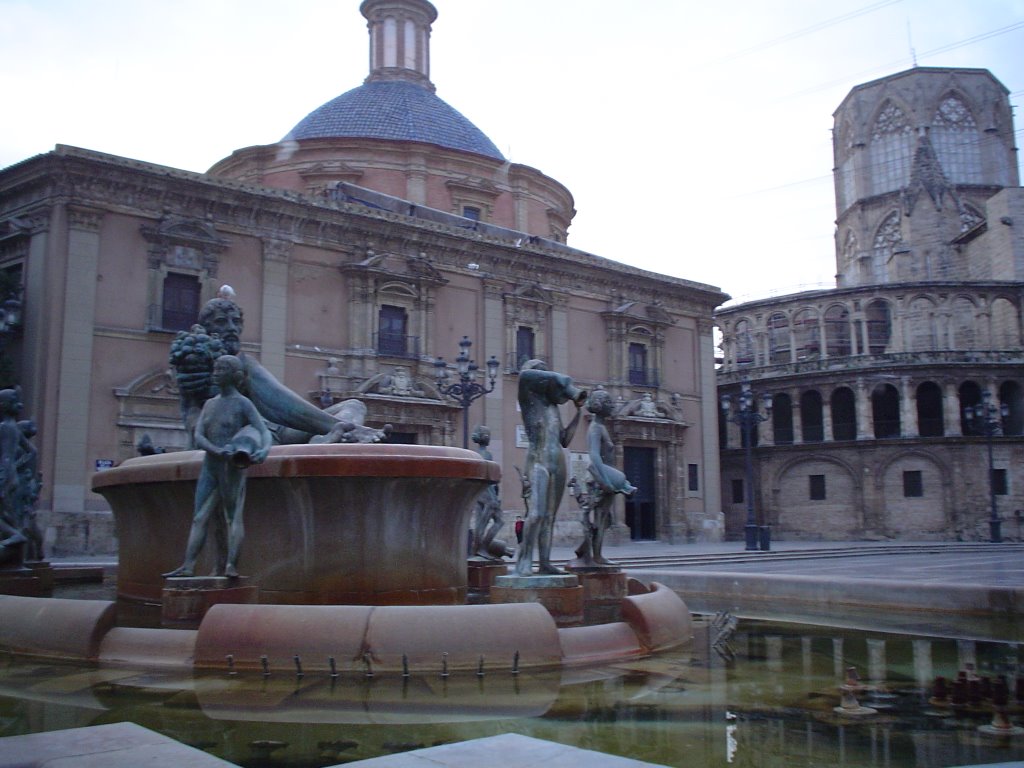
<box><xmin>866</xmin><ymin>299</ymin><xmax>891</xmax><ymax>354</ymax></box>
<box><xmin>916</xmin><ymin>381</ymin><xmax>944</xmax><ymax>437</ymax></box>
<box><xmin>831</xmin><ymin>387</ymin><xmax>857</xmax><ymax>441</ymax></box>
<box><xmin>768</xmin><ymin>312</ymin><xmax>790</xmax><ymax>365</ymax></box>
<box><xmin>951</xmin><ymin>297</ymin><xmax>976</xmax><ymax>349</ymax></box>
<box><xmin>991</xmin><ymin>297</ymin><xmax>1020</xmax><ymax>350</ymax></box>
<box><xmin>931</xmin><ymin>93</ymin><xmax>982</xmax><ymax>184</ymax></box>
<box><xmin>872</xmin><ymin>383</ymin><xmax>900</xmax><ymax>438</ymax></box>
<box><xmin>959</xmin><ymin>381</ymin><xmax>983</xmax><ymax>435</ymax></box>
<box><xmin>869</xmin><ymin>100</ymin><xmax>914</xmax><ymax>194</ymax></box>
<box><xmin>1000</xmin><ymin>381</ymin><xmax>1024</xmax><ymax>436</ymax></box>
<box><xmin>905</xmin><ymin>297</ymin><xmax>936</xmax><ymax>352</ymax></box>
<box><xmin>793</xmin><ymin>309</ymin><xmax>820</xmax><ymax>361</ymax></box>
<box><xmin>872</xmin><ymin>212</ymin><xmax>903</xmax><ymax>282</ymax></box>
<box><xmin>735</xmin><ymin>319</ymin><xmax>755</xmax><ymax>366</ymax></box>
<box><xmin>801</xmin><ymin>390</ymin><xmax>824</xmax><ymax>443</ymax></box>
<box><xmin>824</xmin><ymin>304</ymin><xmax>851</xmax><ymax>357</ymax></box>
<box><xmin>772</xmin><ymin>393</ymin><xmax>794</xmax><ymax>445</ymax></box>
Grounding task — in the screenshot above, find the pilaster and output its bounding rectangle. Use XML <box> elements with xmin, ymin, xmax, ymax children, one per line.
<box><xmin>260</xmin><ymin>239</ymin><xmax>292</xmax><ymax>379</ymax></box>
<box><xmin>52</xmin><ymin>207</ymin><xmax>102</xmax><ymax>514</ymax></box>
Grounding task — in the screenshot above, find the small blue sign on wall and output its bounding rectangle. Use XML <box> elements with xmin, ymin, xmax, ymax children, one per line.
<box><xmin>95</xmin><ymin>459</ymin><xmax>114</xmax><ymax>471</ymax></box>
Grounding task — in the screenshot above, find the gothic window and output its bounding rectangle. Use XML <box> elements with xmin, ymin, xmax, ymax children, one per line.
<box><xmin>916</xmin><ymin>381</ymin><xmax>944</xmax><ymax>437</ymax></box>
<box><xmin>377</xmin><ymin>304</ymin><xmax>409</xmax><ymax>357</ymax></box>
<box><xmin>932</xmin><ymin>93</ymin><xmax>982</xmax><ymax>184</ymax></box>
<box><xmin>865</xmin><ymin>299</ymin><xmax>891</xmax><ymax>354</ymax></box>
<box><xmin>870</xmin><ymin>100</ymin><xmax>914</xmax><ymax>194</ymax></box>
<box><xmin>831</xmin><ymin>387</ymin><xmax>857</xmax><ymax>441</ymax></box>
<box><xmin>161</xmin><ymin>272</ymin><xmax>201</xmax><ymax>332</ymax></box>
<box><xmin>768</xmin><ymin>312</ymin><xmax>790</xmax><ymax>365</ymax></box>
<box><xmin>873</xmin><ymin>212</ymin><xmax>902</xmax><ymax>279</ymax></box>
<box><xmin>824</xmin><ymin>304</ymin><xmax>851</xmax><ymax>357</ymax></box>
<box><xmin>835</xmin><ymin>121</ymin><xmax>857</xmax><ymax>212</ymax></box>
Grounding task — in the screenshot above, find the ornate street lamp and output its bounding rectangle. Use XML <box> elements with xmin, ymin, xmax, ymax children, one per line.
<box><xmin>964</xmin><ymin>389</ymin><xmax>1008</xmax><ymax>543</ymax></box>
<box><xmin>434</xmin><ymin>336</ymin><xmax>500</xmax><ymax>448</ymax></box>
<box><xmin>721</xmin><ymin>382</ymin><xmax>773</xmax><ymax>551</ymax></box>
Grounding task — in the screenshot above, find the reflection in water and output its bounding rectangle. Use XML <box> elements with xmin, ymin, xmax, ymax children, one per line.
<box><xmin>2</xmin><ymin>620</ymin><xmax>1023</xmax><ymax>767</ymax></box>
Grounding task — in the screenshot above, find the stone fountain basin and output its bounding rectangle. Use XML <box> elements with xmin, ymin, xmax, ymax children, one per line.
<box><xmin>91</xmin><ymin>444</ymin><xmax>500</xmax><ymax>607</ymax></box>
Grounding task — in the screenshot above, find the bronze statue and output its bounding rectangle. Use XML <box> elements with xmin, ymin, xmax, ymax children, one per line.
<box><xmin>0</xmin><ymin>390</ymin><xmax>42</xmax><ymax>566</ymax></box>
<box><xmin>171</xmin><ymin>287</ymin><xmax>386</xmax><ymax>446</ymax></box>
<box><xmin>163</xmin><ymin>355</ymin><xmax>273</xmax><ymax>578</ymax></box>
<box><xmin>571</xmin><ymin>388</ymin><xmax>635</xmax><ymax>567</ymax></box>
<box><xmin>514</xmin><ymin>360</ymin><xmax>586</xmax><ymax>576</ymax></box>
<box><xmin>470</xmin><ymin>425</ymin><xmax>512</xmax><ymax>560</ymax></box>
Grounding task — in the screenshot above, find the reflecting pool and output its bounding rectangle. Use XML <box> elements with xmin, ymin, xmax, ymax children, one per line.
<box><xmin>2</xmin><ymin>616</ymin><xmax>1022</xmax><ymax>767</ymax></box>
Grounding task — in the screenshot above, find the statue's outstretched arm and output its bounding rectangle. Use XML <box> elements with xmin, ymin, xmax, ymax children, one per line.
<box><xmin>245</xmin><ymin>359</ymin><xmax>343</xmax><ymax>436</ymax></box>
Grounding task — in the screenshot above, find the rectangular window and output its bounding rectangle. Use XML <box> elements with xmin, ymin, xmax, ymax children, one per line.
<box><xmin>462</xmin><ymin>205</ymin><xmax>481</xmax><ymax>221</ymax></box>
<box><xmin>161</xmin><ymin>273</ymin><xmax>201</xmax><ymax>331</ymax></box>
<box><xmin>688</xmin><ymin>464</ymin><xmax>699</xmax><ymax>492</ymax></box>
<box><xmin>903</xmin><ymin>470</ymin><xmax>923</xmax><ymax>498</ymax></box>
<box><xmin>378</xmin><ymin>305</ymin><xmax>408</xmax><ymax>356</ymax></box>
<box><xmin>628</xmin><ymin>342</ymin><xmax>648</xmax><ymax>385</ymax></box>
<box><xmin>809</xmin><ymin>474</ymin><xmax>826</xmax><ymax>501</ymax></box>
<box><xmin>515</xmin><ymin>326</ymin><xmax>535</xmax><ymax>370</ymax></box>
<box><xmin>731</xmin><ymin>479</ymin><xmax>744</xmax><ymax>504</ymax></box>
<box><xmin>992</xmin><ymin>468</ymin><xmax>1008</xmax><ymax>495</ymax></box>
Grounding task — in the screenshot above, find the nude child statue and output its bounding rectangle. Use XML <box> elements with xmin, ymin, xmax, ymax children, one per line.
<box><xmin>164</xmin><ymin>355</ymin><xmax>272</xmax><ymax>579</ymax></box>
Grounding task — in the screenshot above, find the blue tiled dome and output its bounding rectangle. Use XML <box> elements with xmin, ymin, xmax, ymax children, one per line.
<box><xmin>284</xmin><ymin>81</ymin><xmax>504</xmax><ymax>161</ymax></box>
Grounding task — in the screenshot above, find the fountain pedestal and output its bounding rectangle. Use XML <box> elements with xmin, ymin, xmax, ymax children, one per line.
<box><xmin>490</xmin><ymin>574</ymin><xmax>583</xmax><ymax>627</ymax></box>
<box><xmin>161</xmin><ymin>577</ymin><xmax>258</xmax><ymax>627</ymax></box>
<box><xmin>567</xmin><ymin>566</ymin><xmax>627</xmax><ymax>624</ymax></box>
<box><xmin>466</xmin><ymin>559</ymin><xmax>509</xmax><ymax>604</ymax></box>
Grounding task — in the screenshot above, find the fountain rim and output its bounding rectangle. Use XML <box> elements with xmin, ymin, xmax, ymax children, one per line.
<box><xmin>92</xmin><ymin>443</ymin><xmax>501</xmax><ymax>488</ymax></box>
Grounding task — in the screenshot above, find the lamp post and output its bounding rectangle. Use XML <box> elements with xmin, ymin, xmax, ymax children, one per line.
<box><xmin>964</xmin><ymin>389</ymin><xmax>1008</xmax><ymax>543</ymax></box>
<box><xmin>720</xmin><ymin>382</ymin><xmax>773</xmax><ymax>551</ymax></box>
<box><xmin>434</xmin><ymin>335</ymin><xmax>500</xmax><ymax>448</ymax></box>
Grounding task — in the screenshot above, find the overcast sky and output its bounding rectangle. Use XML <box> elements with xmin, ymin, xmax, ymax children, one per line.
<box><xmin>2</xmin><ymin>0</ymin><xmax>1022</xmax><ymax>305</ymax></box>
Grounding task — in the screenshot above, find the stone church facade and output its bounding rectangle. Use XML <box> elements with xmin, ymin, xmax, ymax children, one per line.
<box><xmin>0</xmin><ymin>0</ymin><xmax>726</xmax><ymax>555</ymax></box>
<box><xmin>717</xmin><ymin>67</ymin><xmax>1024</xmax><ymax>541</ymax></box>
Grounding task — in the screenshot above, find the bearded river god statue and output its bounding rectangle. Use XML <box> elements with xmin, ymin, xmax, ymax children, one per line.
<box><xmin>170</xmin><ymin>287</ymin><xmax>387</xmax><ymax>445</ymax></box>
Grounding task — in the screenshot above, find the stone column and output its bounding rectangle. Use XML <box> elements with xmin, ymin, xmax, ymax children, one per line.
<box><xmin>698</xmin><ymin>320</ymin><xmax>724</xmax><ymax>541</ymax></box>
<box><xmin>900</xmin><ymin>377</ymin><xmax>917</xmax><ymax>438</ymax></box>
<box><xmin>822</xmin><ymin>395</ymin><xmax>834</xmax><ymax>442</ymax></box>
<box><xmin>52</xmin><ymin>207</ymin><xmax>102</xmax><ymax>515</ymax></box>
<box><xmin>856</xmin><ymin>379</ymin><xmax>872</xmax><ymax>439</ymax></box>
<box><xmin>791</xmin><ymin>389</ymin><xmax>804</xmax><ymax>444</ymax></box>
<box><xmin>21</xmin><ymin>216</ymin><xmax>50</xmax><ymax>420</ymax></box>
<box><xmin>259</xmin><ymin>239</ymin><xmax>291</xmax><ymax>380</ymax></box>
<box><xmin>944</xmin><ymin>381</ymin><xmax>962</xmax><ymax>436</ymax></box>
